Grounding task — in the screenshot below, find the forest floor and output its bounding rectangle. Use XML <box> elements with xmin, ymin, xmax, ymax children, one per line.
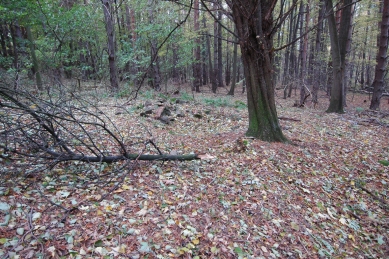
<box><xmin>1</xmin><ymin>87</ymin><xmax>389</xmax><ymax>258</ymax></box>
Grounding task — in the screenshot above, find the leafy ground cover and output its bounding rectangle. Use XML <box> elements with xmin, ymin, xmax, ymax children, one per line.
<box><xmin>0</xmin><ymin>89</ymin><xmax>388</xmax><ymax>258</ymax></box>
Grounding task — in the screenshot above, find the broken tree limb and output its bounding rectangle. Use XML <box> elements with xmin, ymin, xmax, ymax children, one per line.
<box><xmin>278</xmin><ymin>116</ymin><xmax>301</xmax><ymax>122</ymax></box>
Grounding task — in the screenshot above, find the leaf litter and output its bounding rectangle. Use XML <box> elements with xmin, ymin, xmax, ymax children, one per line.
<box><xmin>0</xmin><ymin>91</ymin><xmax>388</xmax><ymax>258</ymax></box>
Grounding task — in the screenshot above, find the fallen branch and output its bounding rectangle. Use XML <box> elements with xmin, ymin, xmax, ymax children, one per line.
<box><xmin>278</xmin><ymin>116</ymin><xmax>301</xmax><ymax>122</ymax></box>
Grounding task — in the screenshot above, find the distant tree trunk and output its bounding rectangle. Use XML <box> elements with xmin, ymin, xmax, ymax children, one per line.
<box><xmin>228</xmin><ymin>0</ymin><xmax>287</xmax><ymax>142</ymax></box>
<box><xmin>26</xmin><ymin>27</ymin><xmax>43</xmax><ymax>91</ymax></box>
<box><xmin>225</xmin><ymin>41</ymin><xmax>231</xmax><ymax>86</ymax></box>
<box><xmin>299</xmin><ymin>2</ymin><xmax>309</xmax><ymax>107</ymax></box>
<box><xmin>282</xmin><ymin>6</ymin><xmax>295</xmax><ymax>98</ymax></box>
<box><xmin>217</xmin><ymin>11</ymin><xmax>224</xmax><ymax>88</ymax></box>
<box><xmin>147</xmin><ymin>0</ymin><xmax>161</xmax><ymax>90</ymax></box>
<box><xmin>213</xmin><ymin>9</ymin><xmax>219</xmax><ymax>92</ymax></box>
<box><xmin>192</xmin><ymin>0</ymin><xmax>201</xmax><ymax>92</ymax></box>
<box><xmin>312</xmin><ymin>0</ymin><xmax>325</xmax><ymax>106</ymax></box>
<box><xmin>284</xmin><ymin>7</ymin><xmax>300</xmax><ymax>99</ymax></box>
<box><xmin>325</xmin><ymin>0</ymin><xmax>353</xmax><ymax>113</ymax></box>
<box><xmin>0</xmin><ymin>25</ymin><xmax>7</xmax><ymax>57</ymax></box>
<box><xmin>343</xmin><ymin>0</ymin><xmax>355</xmax><ymax>107</ymax></box>
<box><xmin>102</xmin><ymin>0</ymin><xmax>119</xmax><ymax>92</ymax></box>
<box><xmin>201</xmin><ymin>33</ymin><xmax>208</xmax><ymax>85</ymax></box>
<box><xmin>203</xmin><ymin>16</ymin><xmax>215</xmax><ymax>91</ymax></box>
<box><xmin>370</xmin><ymin>0</ymin><xmax>389</xmax><ymax>110</ymax></box>
<box><xmin>228</xmin><ymin>26</ymin><xmax>238</xmax><ymax>96</ymax></box>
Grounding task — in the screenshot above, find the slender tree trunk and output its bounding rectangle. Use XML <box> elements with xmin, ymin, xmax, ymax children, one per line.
<box><xmin>282</xmin><ymin>7</ymin><xmax>295</xmax><ymax>99</ymax></box>
<box><xmin>26</xmin><ymin>27</ymin><xmax>43</xmax><ymax>91</ymax></box>
<box><xmin>217</xmin><ymin>11</ymin><xmax>224</xmax><ymax>88</ymax></box>
<box><xmin>228</xmin><ymin>0</ymin><xmax>287</xmax><ymax>142</ymax></box>
<box><xmin>201</xmin><ymin>33</ymin><xmax>208</xmax><ymax>85</ymax></box>
<box><xmin>225</xmin><ymin>41</ymin><xmax>231</xmax><ymax>86</ymax></box>
<box><xmin>0</xmin><ymin>25</ymin><xmax>7</xmax><ymax>57</ymax></box>
<box><xmin>203</xmin><ymin>16</ymin><xmax>214</xmax><ymax>91</ymax></box>
<box><xmin>228</xmin><ymin>26</ymin><xmax>238</xmax><ymax>96</ymax></box>
<box><xmin>370</xmin><ymin>0</ymin><xmax>389</xmax><ymax>110</ymax></box>
<box><xmin>313</xmin><ymin>0</ymin><xmax>325</xmax><ymax>106</ymax></box>
<box><xmin>102</xmin><ymin>0</ymin><xmax>119</xmax><ymax>92</ymax></box>
<box><xmin>299</xmin><ymin>2</ymin><xmax>309</xmax><ymax>106</ymax></box>
<box><xmin>213</xmin><ymin>9</ymin><xmax>219</xmax><ymax>92</ymax></box>
<box><xmin>343</xmin><ymin>0</ymin><xmax>355</xmax><ymax>107</ymax></box>
<box><xmin>147</xmin><ymin>0</ymin><xmax>161</xmax><ymax>90</ymax></box>
<box><xmin>192</xmin><ymin>0</ymin><xmax>201</xmax><ymax>92</ymax></box>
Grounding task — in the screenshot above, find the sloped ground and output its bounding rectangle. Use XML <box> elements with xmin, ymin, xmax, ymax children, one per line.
<box><xmin>1</xmin><ymin>89</ymin><xmax>388</xmax><ymax>258</ymax></box>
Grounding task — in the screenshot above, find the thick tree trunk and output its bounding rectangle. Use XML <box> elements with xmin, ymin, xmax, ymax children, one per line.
<box><xmin>370</xmin><ymin>0</ymin><xmax>389</xmax><ymax>110</ymax></box>
<box><xmin>325</xmin><ymin>0</ymin><xmax>353</xmax><ymax>113</ymax></box>
<box><xmin>102</xmin><ymin>0</ymin><xmax>119</xmax><ymax>92</ymax></box>
<box><xmin>228</xmin><ymin>0</ymin><xmax>287</xmax><ymax>142</ymax></box>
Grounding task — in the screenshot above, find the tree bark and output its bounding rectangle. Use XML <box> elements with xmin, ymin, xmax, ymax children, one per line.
<box><xmin>325</xmin><ymin>0</ymin><xmax>353</xmax><ymax>113</ymax></box>
<box><xmin>299</xmin><ymin>2</ymin><xmax>309</xmax><ymax>107</ymax></box>
<box><xmin>26</xmin><ymin>27</ymin><xmax>43</xmax><ymax>91</ymax></box>
<box><xmin>147</xmin><ymin>0</ymin><xmax>161</xmax><ymax>90</ymax></box>
<box><xmin>228</xmin><ymin>26</ymin><xmax>238</xmax><ymax>96</ymax></box>
<box><xmin>192</xmin><ymin>0</ymin><xmax>201</xmax><ymax>92</ymax></box>
<box><xmin>212</xmin><ymin>8</ymin><xmax>219</xmax><ymax>92</ymax></box>
<box><xmin>227</xmin><ymin>0</ymin><xmax>287</xmax><ymax>142</ymax></box>
<box><xmin>102</xmin><ymin>0</ymin><xmax>119</xmax><ymax>92</ymax></box>
<box><xmin>217</xmin><ymin>11</ymin><xmax>224</xmax><ymax>88</ymax></box>
<box><xmin>370</xmin><ymin>0</ymin><xmax>389</xmax><ymax>110</ymax></box>
<box><xmin>312</xmin><ymin>0</ymin><xmax>325</xmax><ymax>106</ymax></box>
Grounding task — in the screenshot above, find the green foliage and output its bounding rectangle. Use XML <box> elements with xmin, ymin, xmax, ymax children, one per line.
<box><xmin>115</xmin><ymin>84</ymin><xmax>133</xmax><ymax>98</ymax></box>
<box><xmin>141</xmin><ymin>90</ymin><xmax>155</xmax><ymax>99</ymax></box>
<box><xmin>179</xmin><ymin>92</ymin><xmax>194</xmax><ymax>102</ymax></box>
<box><xmin>203</xmin><ymin>97</ymin><xmax>231</xmax><ymax>107</ymax></box>
<box><xmin>201</xmin><ymin>97</ymin><xmax>246</xmax><ymax>109</ymax></box>
<box><xmin>378</xmin><ymin>160</ymin><xmax>389</xmax><ymax>166</ymax></box>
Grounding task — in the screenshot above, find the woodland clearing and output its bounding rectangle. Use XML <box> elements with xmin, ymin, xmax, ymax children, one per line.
<box><xmin>0</xmin><ymin>88</ymin><xmax>388</xmax><ymax>258</ymax></box>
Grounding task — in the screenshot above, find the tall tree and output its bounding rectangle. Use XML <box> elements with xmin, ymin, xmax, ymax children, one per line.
<box><xmin>225</xmin><ymin>0</ymin><xmax>288</xmax><ymax>141</ymax></box>
<box><xmin>217</xmin><ymin>11</ymin><xmax>224</xmax><ymax>88</ymax></box>
<box><xmin>147</xmin><ymin>0</ymin><xmax>161</xmax><ymax>90</ymax></box>
<box><xmin>299</xmin><ymin>1</ymin><xmax>309</xmax><ymax>107</ymax></box>
<box><xmin>228</xmin><ymin>26</ymin><xmax>238</xmax><ymax>96</ymax></box>
<box><xmin>192</xmin><ymin>0</ymin><xmax>201</xmax><ymax>92</ymax></box>
<box><xmin>370</xmin><ymin>0</ymin><xmax>389</xmax><ymax>110</ymax></box>
<box><xmin>102</xmin><ymin>0</ymin><xmax>119</xmax><ymax>91</ymax></box>
<box><xmin>325</xmin><ymin>0</ymin><xmax>353</xmax><ymax>113</ymax></box>
<box><xmin>26</xmin><ymin>26</ymin><xmax>43</xmax><ymax>91</ymax></box>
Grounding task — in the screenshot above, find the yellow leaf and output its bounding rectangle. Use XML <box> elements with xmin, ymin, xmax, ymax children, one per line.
<box><xmin>106</xmin><ymin>205</ymin><xmax>112</xmax><ymax>211</ymax></box>
<box><xmin>192</xmin><ymin>239</ymin><xmax>200</xmax><ymax>245</ymax></box>
<box><xmin>122</xmin><ymin>185</ymin><xmax>131</xmax><ymax>190</ymax></box>
<box><xmin>348</xmin><ymin>234</ymin><xmax>355</xmax><ymax>242</ymax></box>
<box><xmin>350</xmin><ymin>180</ymin><xmax>355</xmax><ymax>186</ymax></box>
<box><xmin>113</xmin><ymin>189</ymin><xmax>124</xmax><ymax>193</ymax></box>
<box><xmin>97</xmin><ymin>210</ymin><xmax>104</xmax><ymax>216</ymax></box>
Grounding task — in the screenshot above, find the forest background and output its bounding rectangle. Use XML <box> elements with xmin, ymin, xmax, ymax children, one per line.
<box><xmin>0</xmin><ymin>0</ymin><xmax>389</xmax><ymax>258</ymax></box>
